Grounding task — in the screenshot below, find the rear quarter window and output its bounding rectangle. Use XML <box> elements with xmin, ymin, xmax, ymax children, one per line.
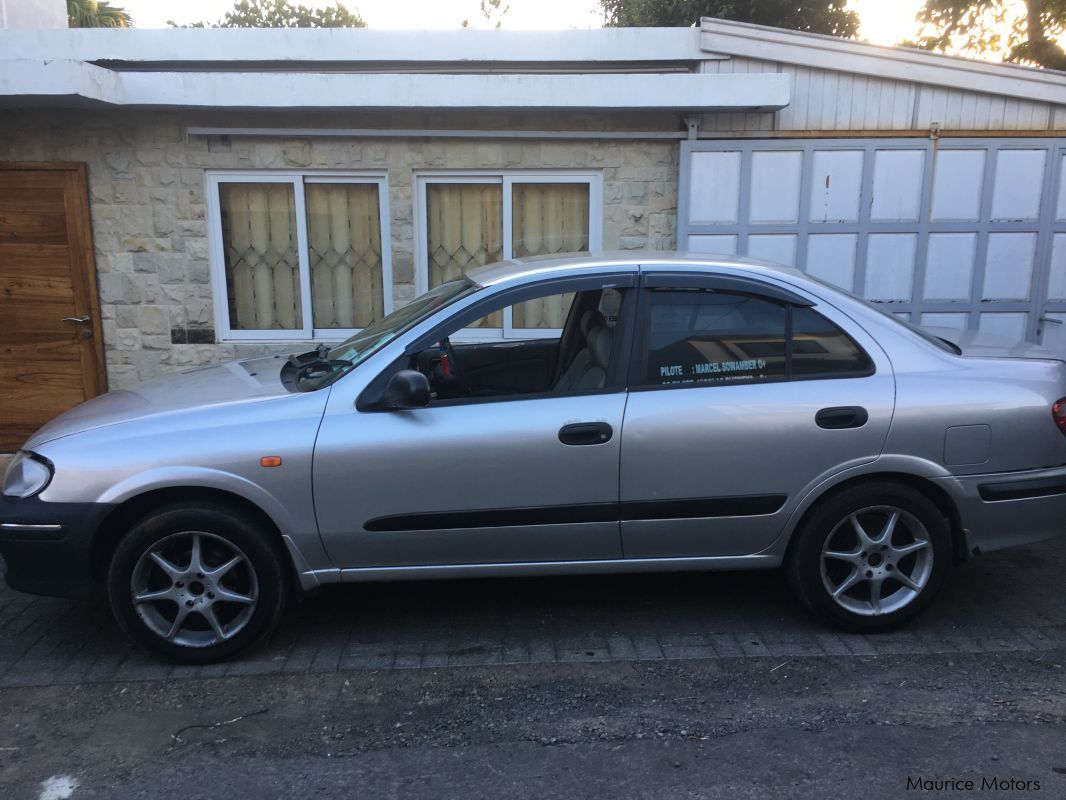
<box><xmin>791</xmin><ymin>306</ymin><xmax>873</xmax><ymax>377</ymax></box>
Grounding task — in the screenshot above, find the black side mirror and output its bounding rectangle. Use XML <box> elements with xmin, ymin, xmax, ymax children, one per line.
<box><xmin>381</xmin><ymin>369</ymin><xmax>431</xmax><ymax>409</ymax></box>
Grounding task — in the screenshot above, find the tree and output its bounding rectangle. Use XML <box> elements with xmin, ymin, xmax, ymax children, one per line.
<box><xmin>461</xmin><ymin>0</ymin><xmax>510</xmax><ymax>29</ymax></box>
<box><xmin>68</xmin><ymin>0</ymin><xmax>131</xmax><ymax>28</ymax></box>
<box><xmin>599</xmin><ymin>0</ymin><xmax>859</xmax><ymax>37</ymax></box>
<box><xmin>173</xmin><ymin>0</ymin><xmax>366</xmax><ymax>29</ymax></box>
<box><xmin>907</xmin><ymin>0</ymin><xmax>1066</xmax><ymax>70</ymax></box>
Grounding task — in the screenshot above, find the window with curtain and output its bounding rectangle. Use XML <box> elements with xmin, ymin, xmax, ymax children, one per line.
<box><xmin>220</xmin><ymin>183</ymin><xmax>302</xmax><ymax>331</ymax></box>
<box><xmin>421</xmin><ymin>174</ymin><xmax>600</xmax><ymax>337</ymax></box>
<box><xmin>211</xmin><ymin>174</ymin><xmax>390</xmax><ymax>341</ymax></box>
<box><xmin>426</xmin><ymin>183</ymin><xmax>503</xmax><ymax>328</ymax></box>
<box><xmin>511</xmin><ymin>183</ymin><xmax>590</xmax><ymax>329</ymax></box>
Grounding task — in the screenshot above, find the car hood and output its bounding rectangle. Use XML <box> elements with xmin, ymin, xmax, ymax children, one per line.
<box><xmin>24</xmin><ymin>356</ymin><xmax>294</xmax><ymax>448</ymax></box>
<box><xmin>921</xmin><ymin>326</ymin><xmax>1061</xmax><ymax>360</ymax></box>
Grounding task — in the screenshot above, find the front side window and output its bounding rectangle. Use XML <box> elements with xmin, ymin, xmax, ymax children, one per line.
<box><xmin>419</xmin><ymin>173</ymin><xmax>602</xmax><ymax>338</ymax></box>
<box><xmin>639</xmin><ymin>290</ymin><xmax>871</xmax><ymax>388</ymax></box>
<box><xmin>210</xmin><ymin>173</ymin><xmax>391</xmax><ymax>341</ymax></box>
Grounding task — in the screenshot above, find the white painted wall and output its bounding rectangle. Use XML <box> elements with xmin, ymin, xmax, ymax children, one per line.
<box><xmin>0</xmin><ymin>0</ymin><xmax>66</xmax><ymax>29</ymax></box>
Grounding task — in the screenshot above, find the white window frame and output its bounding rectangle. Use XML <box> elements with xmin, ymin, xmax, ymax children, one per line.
<box><xmin>206</xmin><ymin>170</ymin><xmax>392</xmax><ymax>343</ymax></box>
<box><xmin>415</xmin><ymin>170</ymin><xmax>604</xmax><ymax>342</ymax></box>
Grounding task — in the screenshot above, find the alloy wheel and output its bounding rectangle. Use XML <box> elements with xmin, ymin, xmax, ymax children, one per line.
<box><xmin>130</xmin><ymin>531</ymin><xmax>259</xmax><ymax>648</ymax></box>
<box><xmin>819</xmin><ymin>505</ymin><xmax>934</xmax><ymax>617</ymax></box>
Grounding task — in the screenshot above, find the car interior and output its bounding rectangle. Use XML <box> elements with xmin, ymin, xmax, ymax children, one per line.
<box><xmin>407</xmin><ymin>288</ymin><xmax>624</xmax><ymax>402</ymax></box>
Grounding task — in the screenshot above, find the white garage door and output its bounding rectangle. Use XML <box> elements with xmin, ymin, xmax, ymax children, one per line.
<box><xmin>678</xmin><ymin>137</ymin><xmax>1066</xmax><ymax>355</ymax></box>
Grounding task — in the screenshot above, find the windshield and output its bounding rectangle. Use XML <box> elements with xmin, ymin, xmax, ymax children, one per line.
<box><xmin>327</xmin><ymin>279</ymin><xmax>478</xmax><ymax>365</ymax></box>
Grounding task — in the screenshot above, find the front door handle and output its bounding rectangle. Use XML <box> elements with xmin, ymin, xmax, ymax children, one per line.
<box><xmin>816</xmin><ymin>406</ymin><xmax>869</xmax><ymax>430</ymax></box>
<box><xmin>559</xmin><ymin>422</ymin><xmax>613</xmax><ymax>446</ymax></box>
<box><xmin>62</xmin><ymin>316</ymin><xmax>90</xmax><ymax>324</ymax></box>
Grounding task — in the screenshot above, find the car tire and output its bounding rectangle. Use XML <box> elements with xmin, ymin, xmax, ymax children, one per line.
<box><xmin>786</xmin><ymin>482</ymin><xmax>951</xmax><ymax>633</ymax></box>
<box><xmin>107</xmin><ymin>502</ymin><xmax>290</xmax><ymax>664</ymax></box>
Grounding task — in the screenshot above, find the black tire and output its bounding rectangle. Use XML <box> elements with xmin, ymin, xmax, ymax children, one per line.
<box><xmin>786</xmin><ymin>482</ymin><xmax>951</xmax><ymax>633</ymax></box>
<box><xmin>107</xmin><ymin>501</ymin><xmax>290</xmax><ymax>664</ymax></box>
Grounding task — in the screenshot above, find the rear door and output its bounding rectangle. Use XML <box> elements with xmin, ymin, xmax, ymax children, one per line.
<box><xmin>619</xmin><ymin>271</ymin><xmax>895</xmax><ymax>559</ymax></box>
<box><xmin>0</xmin><ymin>163</ymin><xmax>106</xmax><ymax>451</ymax></box>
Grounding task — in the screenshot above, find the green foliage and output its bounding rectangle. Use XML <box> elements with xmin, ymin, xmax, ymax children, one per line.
<box><xmin>907</xmin><ymin>0</ymin><xmax>1066</xmax><ymax>69</ymax></box>
<box><xmin>67</xmin><ymin>0</ymin><xmax>131</xmax><ymax>28</ymax></box>
<box><xmin>172</xmin><ymin>0</ymin><xmax>366</xmax><ymax>29</ymax></box>
<box><xmin>599</xmin><ymin>0</ymin><xmax>859</xmax><ymax>37</ymax></box>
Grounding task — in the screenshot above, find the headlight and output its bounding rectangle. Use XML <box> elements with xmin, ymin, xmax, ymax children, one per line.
<box><xmin>2</xmin><ymin>452</ymin><xmax>54</xmax><ymax>499</ymax></box>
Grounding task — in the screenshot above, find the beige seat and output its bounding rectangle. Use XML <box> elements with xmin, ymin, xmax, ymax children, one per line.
<box><xmin>554</xmin><ymin>311</ymin><xmax>612</xmax><ymax>391</ymax></box>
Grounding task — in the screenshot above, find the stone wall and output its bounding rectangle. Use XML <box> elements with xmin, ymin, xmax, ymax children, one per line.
<box><xmin>0</xmin><ymin>109</ymin><xmax>680</xmax><ymax>389</ymax></box>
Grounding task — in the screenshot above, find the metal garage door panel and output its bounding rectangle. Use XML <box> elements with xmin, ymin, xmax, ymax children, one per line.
<box><xmin>924</xmin><ymin>233</ymin><xmax>975</xmax><ymax>301</ymax></box>
<box><xmin>806</xmin><ymin>233</ymin><xmax>857</xmax><ymax>291</ymax></box>
<box><xmin>871</xmin><ymin>149</ymin><xmax>925</xmax><ymax>222</ymax></box>
<box><xmin>750</xmin><ymin>150</ymin><xmax>802</xmax><ymax>224</ymax></box>
<box><xmin>809</xmin><ymin>149</ymin><xmax>864</xmax><ymax>223</ymax></box>
<box><xmin>688</xmin><ymin>151</ymin><xmax>741</xmax><ymax>225</ymax></box>
<box><xmin>990</xmin><ymin>149</ymin><xmax>1045</xmax><ymax>222</ymax></box>
<box><xmin>679</xmin><ymin>137</ymin><xmax>1066</xmax><ymax>356</ymax></box>
<box><xmin>931</xmin><ymin>150</ymin><xmax>984</xmax><ymax>221</ymax></box>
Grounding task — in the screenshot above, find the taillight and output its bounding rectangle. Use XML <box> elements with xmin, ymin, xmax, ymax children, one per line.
<box><xmin>1055</xmin><ymin>398</ymin><xmax>1066</xmax><ymax>436</ymax></box>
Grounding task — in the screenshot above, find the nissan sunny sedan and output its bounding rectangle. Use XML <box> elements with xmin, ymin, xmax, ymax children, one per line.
<box><xmin>3</xmin><ymin>253</ymin><xmax>1066</xmax><ymax>663</ymax></box>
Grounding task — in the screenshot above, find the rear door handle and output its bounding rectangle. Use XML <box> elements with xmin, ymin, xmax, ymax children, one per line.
<box><xmin>816</xmin><ymin>406</ymin><xmax>869</xmax><ymax>430</ymax></box>
<box><xmin>559</xmin><ymin>422</ymin><xmax>613</xmax><ymax>446</ymax></box>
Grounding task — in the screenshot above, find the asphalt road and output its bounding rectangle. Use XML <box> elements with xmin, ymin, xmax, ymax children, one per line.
<box><xmin>1</xmin><ymin>536</ymin><xmax>1065</xmax><ymax>799</ymax></box>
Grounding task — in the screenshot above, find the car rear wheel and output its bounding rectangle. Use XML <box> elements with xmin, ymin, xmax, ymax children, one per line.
<box><xmin>107</xmin><ymin>502</ymin><xmax>289</xmax><ymax>664</ymax></box>
<box><xmin>787</xmin><ymin>482</ymin><xmax>951</xmax><ymax>632</ymax></box>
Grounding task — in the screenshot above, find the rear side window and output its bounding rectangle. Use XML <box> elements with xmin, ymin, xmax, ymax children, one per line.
<box><xmin>644</xmin><ymin>291</ymin><xmax>787</xmax><ymax>386</ymax></box>
<box><xmin>640</xmin><ymin>290</ymin><xmax>871</xmax><ymax>388</ymax></box>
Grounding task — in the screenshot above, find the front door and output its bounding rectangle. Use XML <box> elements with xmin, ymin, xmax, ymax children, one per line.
<box><xmin>619</xmin><ymin>274</ymin><xmax>895</xmax><ymax>559</ymax></box>
<box><xmin>313</xmin><ymin>277</ymin><xmax>634</xmax><ymax>569</ymax></box>
<box><xmin>0</xmin><ymin>163</ymin><xmax>106</xmax><ymax>451</ymax></box>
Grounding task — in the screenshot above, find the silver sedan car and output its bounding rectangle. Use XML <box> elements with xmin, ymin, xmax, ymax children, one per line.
<box><xmin>3</xmin><ymin>253</ymin><xmax>1066</xmax><ymax>663</ymax></box>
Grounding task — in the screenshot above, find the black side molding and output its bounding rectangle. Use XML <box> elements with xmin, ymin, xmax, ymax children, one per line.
<box><xmin>620</xmin><ymin>495</ymin><xmax>786</xmax><ymax>521</ymax></box>
<box><xmin>364</xmin><ymin>494</ymin><xmax>787</xmax><ymax>532</ymax></box>
<box><xmin>365</xmin><ymin>503</ymin><xmax>617</xmax><ymax>532</ymax></box>
<box><xmin>978</xmin><ymin>477</ymin><xmax>1066</xmax><ymax>502</ymax></box>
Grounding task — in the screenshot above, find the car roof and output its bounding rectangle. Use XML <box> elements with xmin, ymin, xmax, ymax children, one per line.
<box><xmin>464</xmin><ymin>250</ymin><xmax>810</xmax><ymax>289</ymax></box>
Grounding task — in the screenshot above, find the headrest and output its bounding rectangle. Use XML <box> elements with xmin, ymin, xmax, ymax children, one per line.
<box><xmin>587</xmin><ymin>326</ymin><xmax>613</xmax><ymax>370</ymax></box>
<box><xmin>581</xmin><ymin>310</ymin><xmax>606</xmax><ymax>338</ymax></box>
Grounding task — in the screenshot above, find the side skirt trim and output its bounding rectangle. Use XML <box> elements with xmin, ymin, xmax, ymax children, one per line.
<box><xmin>318</xmin><ymin>554</ymin><xmax>781</xmax><ymax>584</ymax></box>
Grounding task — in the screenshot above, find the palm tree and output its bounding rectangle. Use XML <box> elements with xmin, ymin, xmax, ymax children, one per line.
<box><xmin>68</xmin><ymin>0</ymin><xmax>132</xmax><ymax>28</ymax></box>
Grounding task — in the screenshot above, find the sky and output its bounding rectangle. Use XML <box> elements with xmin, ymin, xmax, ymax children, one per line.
<box><xmin>119</xmin><ymin>0</ymin><xmax>928</xmax><ymax>46</ymax></box>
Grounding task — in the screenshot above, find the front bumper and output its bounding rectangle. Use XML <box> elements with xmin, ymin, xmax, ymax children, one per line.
<box><xmin>0</xmin><ymin>495</ymin><xmax>113</xmax><ymax>598</ymax></box>
<box><xmin>941</xmin><ymin>464</ymin><xmax>1066</xmax><ymax>556</ymax></box>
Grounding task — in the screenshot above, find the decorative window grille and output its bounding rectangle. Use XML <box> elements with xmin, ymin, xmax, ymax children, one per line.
<box><xmin>417</xmin><ymin>172</ymin><xmax>602</xmax><ymax>339</ymax></box>
<box><xmin>208</xmin><ymin>173</ymin><xmax>391</xmax><ymax>342</ymax></box>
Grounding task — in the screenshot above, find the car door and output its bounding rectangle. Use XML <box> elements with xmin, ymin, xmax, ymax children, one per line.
<box><xmin>619</xmin><ymin>271</ymin><xmax>895</xmax><ymax>559</ymax></box>
<box><xmin>313</xmin><ymin>273</ymin><xmax>636</xmax><ymax>569</ymax></box>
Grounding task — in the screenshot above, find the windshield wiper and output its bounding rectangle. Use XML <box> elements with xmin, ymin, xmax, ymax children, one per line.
<box><xmin>284</xmin><ymin>344</ymin><xmax>352</xmax><ymax>381</ymax></box>
<box><xmin>287</xmin><ymin>343</ymin><xmax>334</xmax><ymax>369</ymax></box>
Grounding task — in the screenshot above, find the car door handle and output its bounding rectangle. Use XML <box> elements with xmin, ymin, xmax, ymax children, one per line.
<box><xmin>815</xmin><ymin>406</ymin><xmax>869</xmax><ymax>430</ymax></box>
<box><xmin>559</xmin><ymin>422</ymin><xmax>613</xmax><ymax>446</ymax></box>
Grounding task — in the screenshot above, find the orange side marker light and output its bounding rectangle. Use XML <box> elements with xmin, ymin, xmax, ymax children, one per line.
<box><xmin>260</xmin><ymin>456</ymin><xmax>282</xmax><ymax>468</ymax></box>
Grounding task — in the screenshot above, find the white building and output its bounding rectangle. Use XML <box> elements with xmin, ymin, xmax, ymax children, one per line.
<box><xmin>0</xmin><ymin>18</ymin><xmax>1064</xmax><ymax>448</ymax></box>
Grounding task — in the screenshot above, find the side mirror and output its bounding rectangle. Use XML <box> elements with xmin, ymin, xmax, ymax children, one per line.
<box><xmin>381</xmin><ymin>369</ymin><xmax>431</xmax><ymax>410</ymax></box>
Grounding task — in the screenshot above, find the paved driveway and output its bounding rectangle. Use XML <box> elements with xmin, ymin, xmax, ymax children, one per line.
<box><xmin>2</xmin><ymin>536</ymin><xmax>1063</xmax><ymax>687</ymax></box>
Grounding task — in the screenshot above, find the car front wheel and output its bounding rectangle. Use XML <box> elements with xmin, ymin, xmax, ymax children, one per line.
<box><xmin>107</xmin><ymin>502</ymin><xmax>289</xmax><ymax>663</ymax></box>
<box><xmin>787</xmin><ymin>482</ymin><xmax>951</xmax><ymax>632</ymax></box>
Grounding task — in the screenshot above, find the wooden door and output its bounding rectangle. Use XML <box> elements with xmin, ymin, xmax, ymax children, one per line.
<box><xmin>0</xmin><ymin>163</ymin><xmax>106</xmax><ymax>452</ymax></box>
